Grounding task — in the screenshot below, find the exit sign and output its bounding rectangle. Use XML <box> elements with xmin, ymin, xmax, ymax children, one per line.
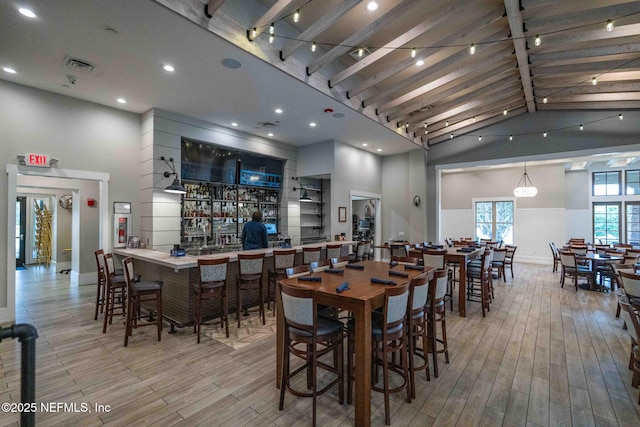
<box><xmin>26</xmin><ymin>153</ymin><xmax>49</xmax><ymax>167</ymax></box>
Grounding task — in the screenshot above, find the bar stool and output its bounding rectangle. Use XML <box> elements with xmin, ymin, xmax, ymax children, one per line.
<box><xmin>267</xmin><ymin>249</ymin><xmax>296</xmax><ymax>314</ymax></box>
<box><xmin>94</xmin><ymin>249</ymin><xmax>107</xmax><ymax>320</ymax></box>
<box><xmin>347</xmin><ymin>282</ymin><xmax>411</xmax><ymax>425</ymax></box>
<box><xmin>302</xmin><ymin>246</ymin><xmax>321</xmax><ymax>265</ymax></box>
<box><xmin>467</xmin><ymin>249</ymin><xmax>492</xmax><ymax>316</ymax></box>
<box><xmin>408</xmin><ymin>272</ymin><xmax>436</xmax><ymax>398</ymax></box>
<box><xmin>427</xmin><ymin>268</ymin><xmax>450</xmax><ymax>378</ymax></box>
<box><xmin>237</xmin><ymin>252</ymin><xmax>266</xmax><ymax>327</ymax></box>
<box><xmin>325</xmin><ymin>244</ymin><xmax>342</xmax><ymax>261</ymax></box>
<box><xmin>194</xmin><ymin>257</ymin><xmax>229</xmax><ymax>342</ymax></box>
<box><xmin>102</xmin><ymin>253</ymin><xmax>127</xmax><ymax>333</ymax></box>
<box><xmin>122</xmin><ymin>257</ymin><xmax>163</xmax><ymax>346</ymax></box>
<box><xmin>279</xmin><ymin>282</ymin><xmax>344</xmax><ymax>426</ymax></box>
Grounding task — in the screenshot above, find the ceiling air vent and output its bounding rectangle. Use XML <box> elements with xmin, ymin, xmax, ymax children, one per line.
<box><xmin>349</xmin><ymin>47</ymin><xmax>372</xmax><ymax>61</ymax></box>
<box><xmin>63</xmin><ymin>55</ymin><xmax>95</xmax><ymax>72</ymax></box>
<box><xmin>258</xmin><ymin>122</ymin><xmax>279</xmax><ymax>128</ymax></box>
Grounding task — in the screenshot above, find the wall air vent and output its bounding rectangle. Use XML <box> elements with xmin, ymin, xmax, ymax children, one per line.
<box><xmin>63</xmin><ymin>55</ymin><xmax>95</xmax><ymax>72</ymax></box>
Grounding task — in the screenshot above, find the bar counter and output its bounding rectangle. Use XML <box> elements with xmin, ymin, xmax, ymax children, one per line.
<box><xmin>113</xmin><ymin>241</ymin><xmax>354</xmax><ymax>330</ymax></box>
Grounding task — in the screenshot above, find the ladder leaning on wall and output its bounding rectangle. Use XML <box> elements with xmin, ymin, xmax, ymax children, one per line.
<box><xmin>33</xmin><ymin>201</ymin><xmax>52</xmax><ymax>267</ymax></box>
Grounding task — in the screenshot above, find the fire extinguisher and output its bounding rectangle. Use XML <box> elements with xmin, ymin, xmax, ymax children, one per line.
<box><xmin>118</xmin><ymin>224</ymin><xmax>125</xmax><ymax>243</ymax></box>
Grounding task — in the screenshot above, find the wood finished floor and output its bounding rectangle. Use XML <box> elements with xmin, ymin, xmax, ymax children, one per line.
<box><xmin>1</xmin><ymin>263</ymin><xmax>639</xmax><ymax>426</ymax></box>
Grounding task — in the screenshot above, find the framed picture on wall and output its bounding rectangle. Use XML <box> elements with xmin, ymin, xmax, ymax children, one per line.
<box><xmin>338</xmin><ymin>206</ymin><xmax>347</xmax><ymax>222</ymax></box>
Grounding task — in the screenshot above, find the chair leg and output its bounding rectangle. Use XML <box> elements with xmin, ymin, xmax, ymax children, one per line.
<box><xmin>102</xmin><ymin>285</ymin><xmax>110</xmax><ymax>333</ymax></box>
<box><xmin>382</xmin><ymin>342</ymin><xmax>391</xmax><ymax>426</ymax></box>
<box><xmin>157</xmin><ymin>290</ymin><xmax>163</xmax><ymax>341</ymax></box>
<box><xmin>223</xmin><ymin>290</ymin><xmax>230</xmax><ymax>338</ymax></box>
<box><xmin>237</xmin><ymin>285</ymin><xmax>242</xmax><ymax>328</ymax></box>
<box><xmin>347</xmin><ymin>332</ymin><xmax>354</xmax><ymax>404</ymax></box>
<box><xmin>430</xmin><ymin>320</ymin><xmax>439</xmax><ymax>378</ymax></box>
<box><xmin>259</xmin><ymin>284</ymin><xmax>266</xmax><ymax>326</ymax></box>
<box><xmin>194</xmin><ymin>291</ymin><xmax>201</xmax><ymax>343</ymax></box>
<box><xmin>616</xmin><ymin>302</ymin><xmax>621</xmax><ymax>318</ymax></box>
<box><xmin>124</xmin><ymin>296</ymin><xmax>133</xmax><ymax>347</ymax></box>
<box><xmin>442</xmin><ymin>314</ymin><xmax>449</xmax><ymax>364</ymax></box>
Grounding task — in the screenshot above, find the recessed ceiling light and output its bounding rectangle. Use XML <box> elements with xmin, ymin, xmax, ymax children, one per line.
<box><xmin>362</xmin><ymin>143</ymin><xmax>368</xmax><ymax>147</ymax></box>
<box><xmin>275</xmin><ymin>108</ymin><xmax>283</xmax><ymax>114</ymax></box>
<box><xmin>163</xmin><ymin>65</ymin><xmax>175</xmax><ymax>72</ymax></box>
<box><xmin>117</xmin><ymin>98</ymin><xmax>127</xmax><ymax>104</ymax></box>
<box><xmin>377</xmin><ymin>148</ymin><xmax>382</xmax><ymax>152</ymax></box>
<box><xmin>231</xmin><ymin>122</ymin><xmax>238</xmax><ymax>127</ymax></box>
<box><xmin>366</xmin><ymin>2</ymin><xmax>379</xmax><ymax>11</ymax></box>
<box><xmin>18</xmin><ymin>8</ymin><xmax>36</xmax><ymax>18</ymax></box>
<box><xmin>309</xmin><ymin>122</ymin><xmax>316</xmax><ymax>127</ymax></box>
<box><xmin>3</xmin><ymin>67</ymin><xmax>17</xmax><ymax>74</ymax></box>
<box><xmin>268</xmin><ymin>133</ymin><xmax>274</xmax><ymax>137</ymax></box>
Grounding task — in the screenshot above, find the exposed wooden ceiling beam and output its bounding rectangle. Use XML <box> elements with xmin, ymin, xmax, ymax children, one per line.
<box><xmin>362</xmin><ymin>29</ymin><xmax>508</xmax><ymax>106</ymax></box>
<box><xmin>525</xmin><ymin>1</ymin><xmax>640</xmax><ymax>32</ymax></box>
<box><xmin>537</xmin><ymin>101</ymin><xmax>640</xmax><ymax>109</ymax></box>
<box><xmin>347</xmin><ymin>5</ymin><xmax>505</xmax><ymax>98</ymax></box>
<box><xmin>279</xmin><ymin>0</ymin><xmax>362</xmax><ymax>60</ymax></box>
<box><xmin>306</xmin><ymin>0</ymin><xmax>424</xmax><ymax>76</ymax></box>
<box><xmin>532</xmin><ymin>58</ymin><xmax>640</xmax><ymax>75</ymax></box>
<box><xmin>534</xmin><ymin>23</ymin><xmax>640</xmax><ymax>47</ymax></box>
<box><xmin>248</xmin><ymin>0</ymin><xmax>295</xmax><ymax>40</ymax></box>
<box><xmin>533</xmin><ymin>70</ymin><xmax>640</xmax><ymax>85</ymax></box>
<box><xmin>534</xmin><ymin>81</ymin><xmax>640</xmax><ymax>95</ymax></box>
<box><xmin>376</xmin><ymin>48</ymin><xmax>514</xmax><ymax>112</ymax></box>
<box><xmin>329</xmin><ymin>0</ymin><xmax>472</xmax><ymax>87</ymax></box>
<box><xmin>540</xmin><ymin>92</ymin><xmax>640</xmax><ymax>103</ymax></box>
<box><xmin>388</xmin><ymin>67</ymin><xmax>519</xmax><ymax>122</ymax></box>
<box><xmin>204</xmin><ymin>0</ymin><xmax>225</xmax><ymax>18</ymax></box>
<box><xmin>530</xmin><ymin>42</ymin><xmax>640</xmax><ymax>62</ymax></box>
<box><xmin>407</xmin><ymin>80</ymin><xmax>523</xmax><ymax>132</ymax></box>
<box><xmin>521</xmin><ymin>0</ymin><xmax>559</xmax><ymax>8</ymax></box>
<box><xmin>412</xmin><ymin>87</ymin><xmax>524</xmax><ymax>133</ymax></box>
<box><xmin>504</xmin><ymin>0</ymin><xmax>536</xmax><ymax>113</ymax></box>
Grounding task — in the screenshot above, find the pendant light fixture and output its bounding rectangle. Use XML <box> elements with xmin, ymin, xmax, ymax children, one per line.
<box><xmin>161</xmin><ymin>156</ymin><xmax>187</xmax><ymax>194</ymax></box>
<box><xmin>513</xmin><ymin>163</ymin><xmax>538</xmax><ymax>198</ymax></box>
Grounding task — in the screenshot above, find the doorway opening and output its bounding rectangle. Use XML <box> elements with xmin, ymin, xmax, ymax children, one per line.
<box><xmin>350</xmin><ymin>191</ymin><xmax>381</xmax><ymax>260</ymax></box>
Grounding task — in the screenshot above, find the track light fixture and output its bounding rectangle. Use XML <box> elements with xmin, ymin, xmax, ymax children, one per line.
<box><xmin>161</xmin><ymin>156</ymin><xmax>186</xmax><ymax>194</ymax></box>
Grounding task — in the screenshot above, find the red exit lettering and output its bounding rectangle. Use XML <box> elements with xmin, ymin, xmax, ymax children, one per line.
<box><xmin>27</xmin><ymin>153</ymin><xmax>49</xmax><ymax>167</ymax></box>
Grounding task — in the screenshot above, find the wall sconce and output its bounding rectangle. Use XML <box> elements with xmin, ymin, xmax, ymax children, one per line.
<box><xmin>291</xmin><ymin>177</ymin><xmax>312</xmax><ymax>202</ymax></box>
<box><xmin>161</xmin><ymin>156</ymin><xmax>186</xmax><ymax>194</ymax></box>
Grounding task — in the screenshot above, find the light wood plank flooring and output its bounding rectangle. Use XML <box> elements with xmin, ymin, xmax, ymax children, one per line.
<box><xmin>1</xmin><ymin>263</ymin><xmax>639</xmax><ymax>426</ymax></box>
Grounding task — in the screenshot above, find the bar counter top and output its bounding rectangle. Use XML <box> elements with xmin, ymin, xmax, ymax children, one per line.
<box><xmin>113</xmin><ymin>240</ymin><xmax>355</xmax><ymax>271</ymax></box>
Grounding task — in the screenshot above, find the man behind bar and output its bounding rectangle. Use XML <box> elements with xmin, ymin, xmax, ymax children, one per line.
<box><xmin>242</xmin><ymin>211</ymin><xmax>268</xmax><ymax>250</ymax></box>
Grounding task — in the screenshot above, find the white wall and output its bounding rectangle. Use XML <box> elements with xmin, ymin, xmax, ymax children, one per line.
<box><xmin>146</xmin><ymin>109</ymin><xmax>298</xmax><ymax>249</ymax></box>
<box><xmin>0</xmin><ymin>81</ymin><xmax>140</xmax><ymax>321</ymax></box>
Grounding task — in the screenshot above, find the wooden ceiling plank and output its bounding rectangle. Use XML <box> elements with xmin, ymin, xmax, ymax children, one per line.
<box><xmin>329</xmin><ymin>0</ymin><xmax>472</xmax><ymax>87</ymax></box>
<box><xmin>249</xmin><ymin>0</ymin><xmax>295</xmax><ymax>40</ymax></box>
<box><xmin>387</xmin><ymin>67</ymin><xmax>519</xmax><ymax>122</ymax></box>
<box><xmin>543</xmin><ymin>92</ymin><xmax>640</xmax><ymax>102</ymax></box>
<box><xmin>532</xmin><ymin>58</ymin><xmax>640</xmax><ymax>75</ymax></box>
<box><xmin>406</xmin><ymin>80</ymin><xmax>523</xmax><ymax>132</ymax></box>
<box><xmin>363</xmin><ymin>29</ymin><xmax>511</xmax><ymax>107</ymax></box>
<box><xmin>426</xmin><ymin>103</ymin><xmax>527</xmax><ymax>142</ymax></box>
<box><xmin>411</xmin><ymin>86</ymin><xmax>524</xmax><ymax>133</ymax></box>
<box><xmin>534</xmin><ymin>81</ymin><xmax>640</xmax><ymax>96</ymax></box>
<box><xmin>504</xmin><ymin>0</ymin><xmax>536</xmax><ymax>113</ymax></box>
<box><xmin>348</xmin><ymin>5</ymin><xmax>505</xmax><ymax>98</ymax></box>
<box><xmin>376</xmin><ymin>49</ymin><xmax>514</xmax><ymax>112</ymax></box>
<box><xmin>538</xmin><ymin>101</ymin><xmax>640</xmax><ymax>109</ymax></box>
<box><xmin>521</xmin><ymin>0</ymin><xmax>559</xmax><ymax>8</ymax></box>
<box><xmin>280</xmin><ymin>0</ymin><xmax>363</xmax><ymax>60</ymax></box>
<box><xmin>307</xmin><ymin>0</ymin><xmax>424</xmax><ymax>76</ymax></box>
<box><xmin>530</xmin><ymin>42</ymin><xmax>640</xmax><ymax>62</ymax></box>
<box><xmin>535</xmin><ymin>23</ymin><xmax>640</xmax><ymax>48</ymax></box>
<box><xmin>525</xmin><ymin>1</ymin><xmax>640</xmax><ymax>32</ymax></box>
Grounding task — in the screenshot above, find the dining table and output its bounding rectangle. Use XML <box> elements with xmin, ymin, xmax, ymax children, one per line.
<box><xmin>275</xmin><ymin>260</ymin><xmax>436</xmax><ymax>427</ymax></box>
<box><xmin>443</xmin><ymin>246</ymin><xmax>484</xmax><ymax>317</ymax></box>
<box><xmin>576</xmin><ymin>252</ymin><xmax>623</xmax><ymax>290</ymax></box>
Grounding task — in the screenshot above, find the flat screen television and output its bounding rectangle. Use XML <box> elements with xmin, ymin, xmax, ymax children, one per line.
<box><xmin>264</xmin><ymin>223</ymin><xmax>277</xmax><ymax>235</ymax></box>
<box><xmin>358</xmin><ymin>219</ymin><xmax>370</xmax><ymax>230</ymax></box>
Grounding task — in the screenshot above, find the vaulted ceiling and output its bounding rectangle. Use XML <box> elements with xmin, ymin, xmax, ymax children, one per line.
<box><xmin>166</xmin><ymin>0</ymin><xmax>640</xmax><ymax>148</ymax></box>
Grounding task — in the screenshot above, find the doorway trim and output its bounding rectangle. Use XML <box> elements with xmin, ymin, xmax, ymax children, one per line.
<box><xmin>4</xmin><ymin>164</ymin><xmax>110</xmax><ymax>323</ymax></box>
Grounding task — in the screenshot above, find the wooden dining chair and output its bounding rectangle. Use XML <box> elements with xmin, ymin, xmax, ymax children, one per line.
<box><xmin>407</xmin><ymin>272</ymin><xmax>434</xmax><ymax>397</ymax></box>
<box><xmin>279</xmin><ymin>282</ymin><xmax>344</xmax><ymax>426</ymax></box>
<box><xmin>325</xmin><ymin>244</ymin><xmax>342</xmax><ymax>261</ymax></box>
<box><xmin>391</xmin><ymin>255</ymin><xmax>419</xmax><ymax>266</ymax></box>
<box><xmin>302</xmin><ymin>246</ymin><xmax>321</xmax><ymax>265</ymax></box>
<box><xmin>427</xmin><ymin>269</ymin><xmax>450</xmax><ymax>378</ymax></box>
<box><xmin>549</xmin><ymin>243</ymin><xmax>561</xmax><ymax>272</ymax></box>
<box><xmin>347</xmin><ymin>281</ymin><xmax>411</xmax><ymax>425</ymax></box>
<box><xmin>612</xmin><ymin>264</ymin><xmax>638</xmax><ymax>317</ymax></box>
<box><xmin>491</xmin><ymin>248</ymin><xmax>508</xmax><ymax>282</ymax></box>
<box><xmin>102</xmin><ymin>253</ymin><xmax>127</xmax><ymax>333</ymax></box>
<box><xmin>617</xmin><ymin>293</ymin><xmax>640</xmax><ymax>400</ymax></box>
<box><xmin>559</xmin><ymin>250</ymin><xmax>593</xmax><ymax>291</ymax></box>
<box><xmin>94</xmin><ymin>249</ymin><xmax>107</xmax><ymax>320</ymax></box>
